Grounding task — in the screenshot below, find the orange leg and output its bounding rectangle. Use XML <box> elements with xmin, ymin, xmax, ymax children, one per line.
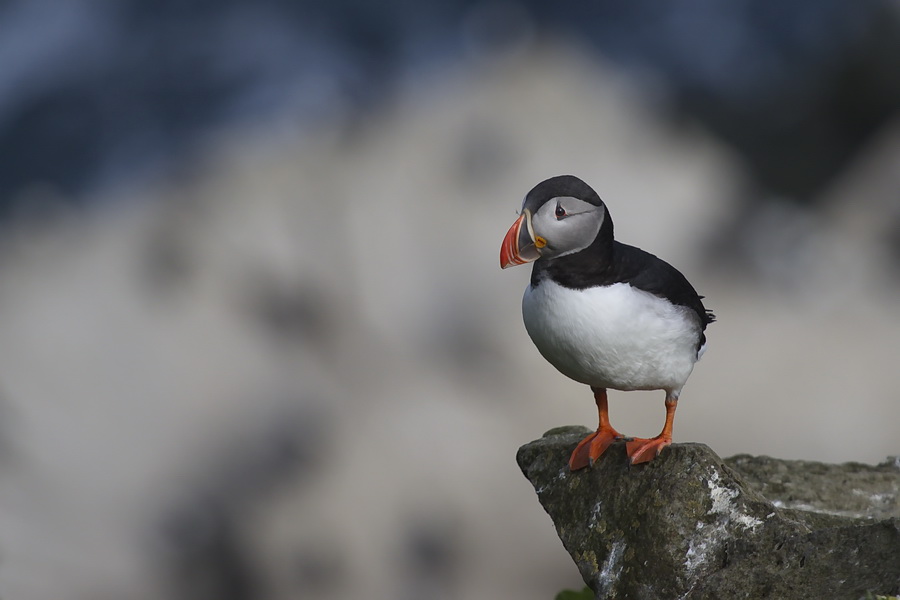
<box><xmin>626</xmin><ymin>394</ymin><xmax>677</xmax><ymax>464</ymax></box>
<box><xmin>569</xmin><ymin>387</ymin><xmax>625</xmax><ymax>471</ymax></box>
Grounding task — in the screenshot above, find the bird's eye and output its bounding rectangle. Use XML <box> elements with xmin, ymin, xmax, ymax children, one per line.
<box><xmin>555</xmin><ymin>203</ymin><xmax>567</xmax><ymax>219</ymax></box>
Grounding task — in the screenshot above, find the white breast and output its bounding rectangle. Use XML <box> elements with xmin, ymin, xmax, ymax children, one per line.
<box><xmin>521</xmin><ymin>279</ymin><xmax>702</xmax><ymax>392</ymax></box>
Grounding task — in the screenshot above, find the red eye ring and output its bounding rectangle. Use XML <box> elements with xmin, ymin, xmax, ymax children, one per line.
<box><xmin>555</xmin><ymin>203</ymin><xmax>566</xmax><ymax>218</ymax></box>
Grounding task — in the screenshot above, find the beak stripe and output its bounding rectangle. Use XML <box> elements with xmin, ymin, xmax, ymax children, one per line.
<box><xmin>500</xmin><ymin>211</ymin><xmax>541</xmax><ymax>269</ymax></box>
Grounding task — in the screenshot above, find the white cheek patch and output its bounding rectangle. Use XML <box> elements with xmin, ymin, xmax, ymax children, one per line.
<box><xmin>533</xmin><ymin>197</ymin><xmax>604</xmax><ymax>258</ymax></box>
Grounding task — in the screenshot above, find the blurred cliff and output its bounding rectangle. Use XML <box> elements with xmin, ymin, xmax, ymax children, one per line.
<box><xmin>0</xmin><ymin>1</ymin><xmax>899</xmax><ymax>599</ymax></box>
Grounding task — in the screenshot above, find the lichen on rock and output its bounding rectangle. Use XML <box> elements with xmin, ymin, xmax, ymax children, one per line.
<box><xmin>517</xmin><ymin>426</ymin><xmax>900</xmax><ymax>599</ymax></box>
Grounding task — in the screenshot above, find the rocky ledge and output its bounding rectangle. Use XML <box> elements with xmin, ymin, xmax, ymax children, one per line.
<box><xmin>517</xmin><ymin>426</ymin><xmax>900</xmax><ymax>599</ymax></box>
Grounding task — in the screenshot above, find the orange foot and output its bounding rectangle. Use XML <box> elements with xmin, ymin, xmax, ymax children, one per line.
<box><xmin>625</xmin><ymin>435</ymin><xmax>672</xmax><ymax>465</ymax></box>
<box><xmin>569</xmin><ymin>426</ymin><xmax>624</xmax><ymax>470</ymax></box>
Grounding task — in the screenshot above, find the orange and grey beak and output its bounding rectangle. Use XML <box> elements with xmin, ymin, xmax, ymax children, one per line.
<box><xmin>500</xmin><ymin>209</ymin><xmax>542</xmax><ymax>269</ymax></box>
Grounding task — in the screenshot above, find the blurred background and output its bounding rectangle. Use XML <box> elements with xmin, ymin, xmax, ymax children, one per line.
<box><xmin>1</xmin><ymin>0</ymin><xmax>899</xmax><ymax>598</ymax></box>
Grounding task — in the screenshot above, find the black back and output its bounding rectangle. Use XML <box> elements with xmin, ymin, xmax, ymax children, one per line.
<box><xmin>531</xmin><ymin>222</ymin><xmax>715</xmax><ymax>331</ymax></box>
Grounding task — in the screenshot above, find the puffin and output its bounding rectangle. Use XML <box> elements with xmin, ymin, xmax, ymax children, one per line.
<box><xmin>500</xmin><ymin>175</ymin><xmax>715</xmax><ymax>470</ymax></box>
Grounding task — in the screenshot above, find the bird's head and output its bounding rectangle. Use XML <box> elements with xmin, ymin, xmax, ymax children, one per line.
<box><xmin>500</xmin><ymin>175</ymin><xmax>608</xmax><ymax>268</ymax></box>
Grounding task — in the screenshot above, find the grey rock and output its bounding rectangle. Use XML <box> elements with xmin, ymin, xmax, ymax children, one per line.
<box><xmin>517</xmin><ymin>426</ymin><xmax>900</xmax><ymax>599</ymax></box>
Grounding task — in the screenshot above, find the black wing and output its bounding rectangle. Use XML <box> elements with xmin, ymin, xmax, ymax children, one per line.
<box><xmin>532</xmin><ymin>238</ymin><xmax>715</xmax><ymax>330</ymax></box>
<box><xmin>611</xmin><ymin>242</ymin><xmax>715</xmax><ymax>329</ymax></box>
